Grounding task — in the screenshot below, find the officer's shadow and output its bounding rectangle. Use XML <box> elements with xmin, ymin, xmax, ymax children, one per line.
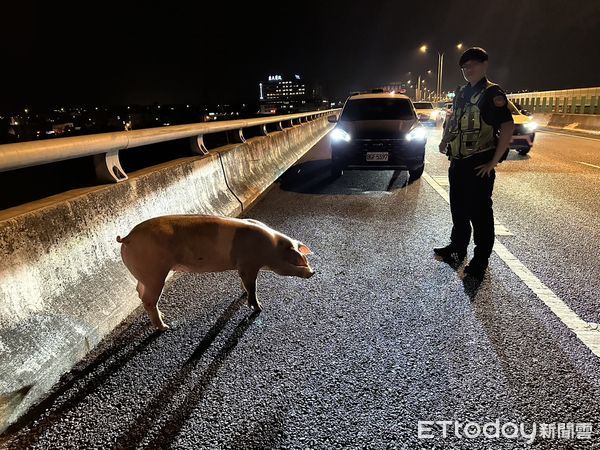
<box><xmin>461</xmin><ymin>275</ymin><xmax>484</xmax><ymax>299</ymax></box>
<box><xmin>434</xmin><ymin>254</ymin><xmax>484</xmax><ymax>298</ymax></box>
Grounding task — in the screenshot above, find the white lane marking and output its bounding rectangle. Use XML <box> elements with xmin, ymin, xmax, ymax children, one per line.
<box><xmin>494</xmin><ymin>224</ymin><xmax>513</xmax><ymax>236</ymax></box>
<box><xmin>431</xmin><ymin>175</ymin><xmax>449</xmax><ymax>186</ymax></box>
<box><xmin>540</xmin><ymin>130</ymin><xmax>600</xmax><ymax>142</ymax></box>
<box><xmin>424</xmin><ymin>171</ymin><xmax>600</xmax><ymax>358</ymax></box>
<box><xmin>423</xmin><ymin>173</ymin><xmax>513</xmax><ymax>236</ymax></box>
<box><xmin>575</xmin><ymin>161</ymin><xmax>600</xmax><ymax>170</ymax></box>
<box><xmin>422</xmin><ymin>172</ymin><xmax>448</xmax><ymax>202</ymax></box>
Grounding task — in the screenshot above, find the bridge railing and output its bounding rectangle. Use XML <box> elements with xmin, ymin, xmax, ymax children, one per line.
<box><xmin>0</xmin><ymin>109</ymin><xmax>338</xmax><ymax>182</ymax></box>
<box><xmin>507</xmin><ymin>87</ymin><xmax>600</xmax><ymax>115</ymax></box>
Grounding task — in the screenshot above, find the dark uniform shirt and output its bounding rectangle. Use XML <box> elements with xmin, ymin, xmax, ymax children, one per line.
<box><xmin>453</xmin><ymin>76</ymin><xmax>513</xmax><ymax>166</ymax></box>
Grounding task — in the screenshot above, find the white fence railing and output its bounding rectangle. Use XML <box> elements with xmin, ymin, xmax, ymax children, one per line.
<box><xmin>0</xmin><ymin>109</ymin><xmax>338</xmax><ymax>182</ymax></box>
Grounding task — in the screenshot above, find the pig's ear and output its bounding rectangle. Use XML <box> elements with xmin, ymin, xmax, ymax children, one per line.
<box><xmin>297</xmin><ymin>242</ymin><xmax>313</xmax><ymax>255</ymax></box>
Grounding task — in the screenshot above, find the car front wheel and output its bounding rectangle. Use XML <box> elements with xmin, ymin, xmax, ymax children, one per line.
<box><xmin>409</xmin><ymin>165</ymin><xmax>424</xmax><ymax>181</ymax></box>
<box><xmin>518</xmin><ymin>146</ymin><xmax>531</xmax><ymax>156</ymax></box>
<box><xmin>330</xmin><ymin>161</ymin><xmax>343</xmax><ymax>179</ymax></box>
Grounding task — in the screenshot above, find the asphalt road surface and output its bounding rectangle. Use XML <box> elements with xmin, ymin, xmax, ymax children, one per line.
<box><xmin>1</xmin><ymin>128</ymin><xmax>599</xmax><ymax>449</ymax></box>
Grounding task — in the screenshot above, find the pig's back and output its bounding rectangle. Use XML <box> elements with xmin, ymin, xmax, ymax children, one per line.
<box><xmin>127</xmin><ymin>215</ymin><xmax>270</xmax><ymax>273</ymax></box>
<box><xmin>172</xmin><ymin>216</ymin><xmax>237</xmax><ymax>271</ymax></box>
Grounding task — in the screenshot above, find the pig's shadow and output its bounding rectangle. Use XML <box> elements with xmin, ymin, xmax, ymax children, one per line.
<box><xmin>1</xmin><ymin>321</ymin><xmax>163</xmax><ymax>439</ymax></box>
<box><xmin>278</xmin><ymin>160</ymin><xmax>412</xmax><ymax>195</ymax></box>
<box><xmin>118</xmin><ymin>294</ymin><xmax>259</xmax><ymax>448</ymax></box>
<box><xmin>2</xmin><ymin>294</ymin><xmax>254</xmax><ymax>447</ymax></box>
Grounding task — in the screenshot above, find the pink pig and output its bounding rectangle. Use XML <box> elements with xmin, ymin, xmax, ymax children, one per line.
<box><xmin>117</xmin><ymin>215</ymin><xmax>314</xmax><ymax>330</ymax></box>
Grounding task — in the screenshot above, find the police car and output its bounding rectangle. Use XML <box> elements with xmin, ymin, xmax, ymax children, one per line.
<box><xmin>327</xmin><ymin>92</ymin><xmax>427</xmax><ymax>180</ymax></box>
<box><xmin>507</xmin><ymin>100</ymin><xmax>537</xmax><ymax>155</ymax></box>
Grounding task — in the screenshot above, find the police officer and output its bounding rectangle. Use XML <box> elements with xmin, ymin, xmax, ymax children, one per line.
<box><xmin>435</xmin><ymin>47</ymin><xmax>515</xmax><ymax>279</ymax></box>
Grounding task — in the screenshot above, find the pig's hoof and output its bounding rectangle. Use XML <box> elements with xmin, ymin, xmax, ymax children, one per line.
<box><xmin>249</xmin><ymin>302</ymin><xmax>262</xmax><ymax>312</ymax></box>
<box><xmin>157</xmin><ymin>323</ymin><xmax>170</xmax><ymax>331</ymax></box>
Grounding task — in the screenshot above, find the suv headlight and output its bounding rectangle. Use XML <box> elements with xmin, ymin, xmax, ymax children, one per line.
<box><xmin>331</xmin><ymin>128</ymin><xmax>351</xmax><ymax>142</ymax></box>
<box><xmin>524</xmin><ymin>121</ymin><xmax>538</xmax><ymax>131</ymax></box>
<box><xmin>406</xmin><ymin>127</ymin><xmax>427</xmax><ymax>142</ymax></box>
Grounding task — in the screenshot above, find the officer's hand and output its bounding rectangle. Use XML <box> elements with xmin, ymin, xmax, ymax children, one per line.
<box><xmin>438</xmin><ymin>142</ymin><xmax>447</xmax><ymax>154</ymax></box>
<box><xmin>475</xmin><ymin>161</ymin><xmax>497</xmax><ymax>177</ymax></box>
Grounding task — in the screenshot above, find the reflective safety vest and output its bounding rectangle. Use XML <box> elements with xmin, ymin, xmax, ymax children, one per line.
<box><xmin>447</xmin><ymin>81</ymin><xmax>497</xmax><ymax>159</ymax></box>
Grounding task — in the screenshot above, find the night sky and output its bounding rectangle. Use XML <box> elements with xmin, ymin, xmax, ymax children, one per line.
<box><xmin>2</xmin><ymin>0</ymin><xmax>599</xmax><ymax>110</ymax></box>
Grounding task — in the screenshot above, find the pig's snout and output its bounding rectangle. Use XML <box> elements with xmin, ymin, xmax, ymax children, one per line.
<box><xmin>304</xmin><ymin>268</ymin><xmax>315</xmax><ymax>278</ymax></box>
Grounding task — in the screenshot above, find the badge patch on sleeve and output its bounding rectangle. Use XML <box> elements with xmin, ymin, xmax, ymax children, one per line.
<box><xmin>493</xmin><ymin>95</ymin><xmax>507</xmax><ymax>107</ymax></box>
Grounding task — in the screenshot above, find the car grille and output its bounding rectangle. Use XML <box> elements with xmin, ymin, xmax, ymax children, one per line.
<box><xmin>352</xmin><ymin>139</ymin><xmax>407</xmax><ymax>151</ymax></box>
<box><xmin>513</xmin><ymin>124</ymin><xmax>532</xmax><ymax>135</ymax></box>
<box><xmin>350</xmin><ymin>129</ymin><xmax>403</xmax><ymax>139</ymax></box>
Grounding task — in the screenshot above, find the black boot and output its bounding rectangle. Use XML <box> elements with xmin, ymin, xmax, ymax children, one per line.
<box><xmin>464</xmin><ymin>257</ymin><xmax>488</xmax><ymax>280</ymax></box>
<box><xmin>433</xmin><ymin>245</ymin><xmax>467</xmax><ymax>261</ymax></box>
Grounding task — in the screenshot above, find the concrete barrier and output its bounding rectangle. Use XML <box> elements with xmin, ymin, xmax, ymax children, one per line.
<box><xmin>531</xmin><ymin>113</ymin><xmax>552</xmax><ymax>127</ymax></box>
<box><xmin>0</xmin><ymin>116</ymin><xmax>332</xmax><ymax>432</ymax></box>
<box><xmin>218</xmin><ymin>119</ymin><xmax>333</xmax><ymax>209</ymax></box>
<box><xmin>546</xmin><ymin>113</ymin><xmax>600</xmax><ymax>133</ymax></box>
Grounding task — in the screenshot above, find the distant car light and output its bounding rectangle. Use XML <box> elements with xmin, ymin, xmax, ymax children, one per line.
<box><xmin>331</xmin><ymin>128</ymin><xmax>351</xmax><ymax>142</ymax></box>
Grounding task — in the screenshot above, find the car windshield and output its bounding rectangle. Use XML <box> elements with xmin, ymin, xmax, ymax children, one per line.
<box><xmin>340</xmin><ymin>98</ymin><xmax>414</xmax><ymax>121</ymax></box>
<box><xmin>413</xmin><ymin>102</ymin><xmax>434</xmax><ymax>109</ymax></box>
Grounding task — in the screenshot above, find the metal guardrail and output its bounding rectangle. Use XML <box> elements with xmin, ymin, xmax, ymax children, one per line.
<box><xmin>0</xmin><ymin>109</ymin><xmax>339</xmax><ymax>182</ymax></box>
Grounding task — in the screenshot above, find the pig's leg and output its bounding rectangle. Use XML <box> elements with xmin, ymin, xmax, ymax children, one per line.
<box><xmin>138</xmin><ymin>279</ymin><xmax>169</xmax><ymax>331</ymax></box>
<box><xmin>239</xmin><ymin>268</ymin><xmax>261</xmax><ymax>311</ymax></box>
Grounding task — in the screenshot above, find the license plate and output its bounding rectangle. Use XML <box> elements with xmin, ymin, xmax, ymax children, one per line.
<box><xmin>366</xmin><ymin>152</ymin><xmax>389</xmax><ymax>162</ymax></box>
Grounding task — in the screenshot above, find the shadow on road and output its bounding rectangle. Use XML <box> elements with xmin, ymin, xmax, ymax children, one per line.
<box><xmin>467</xmin><ymin>280</ymin><xmax>600</xmax><ymax>425</ymax></box>
<box><xmin>118</xmin><ymin>294</ymin><xmax>259</xmax><ymax>448</ymax></box>
<box><xmin>0</xmin><ymin>319</ymin><xmax>163</xmax><ymax>443</ymax></box>
<box><xmin>505</xmin><ymin>151</ymin><xmax>531</xmax><ymax>161</ymax></box>
<box><xmin>278</xmin><ymin>159</ymin><xmax>414</xmax><ymax>195</ymax></box>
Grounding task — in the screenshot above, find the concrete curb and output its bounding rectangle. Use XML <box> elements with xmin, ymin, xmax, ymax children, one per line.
<box><xmin>0</xmin><ymin>117</ymin><xmax>332</xmax><ymax>433</ymax></box>
<box><xmin>546</xmin><ymin>113</ymin><xmax>600</xmax><ymax>133</ymax></box>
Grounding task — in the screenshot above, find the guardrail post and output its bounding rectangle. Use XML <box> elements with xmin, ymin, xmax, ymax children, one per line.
<box><xmin>276</xmin><ymin>122</ymin><xmax>284</xmax><ymax>131</ymax></box>
<box><xmin>94</xmin><ymin>150</ymin><xmax>128</xmax><ymax>183</ymax></box>
<box><xmin>190</xmin><ymin>135</ymin><xmax>209</xmax><ymax>155</ymax></box>
<box><xmin>260</xmin><ymin>125</ymin><xmax>269</xmax><ymax>136</ymax></box>
<box><xmin>226</xmin><ymin>129</ymin><xmax>246</xmax><ymax>144</ymax></box>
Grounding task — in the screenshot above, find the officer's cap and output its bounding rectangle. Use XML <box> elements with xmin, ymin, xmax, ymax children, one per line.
<box><xmin>459</xmin><ymin>47</ymin><xmax>488</xmax><ymax>66</ymax></box>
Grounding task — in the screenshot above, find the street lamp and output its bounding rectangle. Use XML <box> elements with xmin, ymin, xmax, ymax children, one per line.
<box><xmin>420</xmin><ymin>43</ymin><xmax>463</xmax><ymax>101</ymax></box>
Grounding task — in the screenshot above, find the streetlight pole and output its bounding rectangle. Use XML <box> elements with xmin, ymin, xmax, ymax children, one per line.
<box><xmin>421</xmin><ymin>43</ymin><xmax>462</xmax><ymax>101</ymax></box>
<box><xmin>437</xmin><ymin>52</ymin><xmax>444</xmax><ymax>101</ymax></box>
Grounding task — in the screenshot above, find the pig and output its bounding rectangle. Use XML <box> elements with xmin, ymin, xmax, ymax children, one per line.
<box><xmin>117</xmin><ymin>215</ymin><xmax>314</xmax><ymax>330</ymax></box>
